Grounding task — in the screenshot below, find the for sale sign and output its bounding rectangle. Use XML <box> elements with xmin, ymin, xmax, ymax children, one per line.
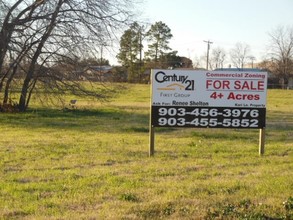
<box><xmin>151</xmin><ymin>69</ymin><xmax>267</xmax><ymax>128</ymax></box>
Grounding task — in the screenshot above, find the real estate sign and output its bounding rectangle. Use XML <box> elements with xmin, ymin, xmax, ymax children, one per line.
<box><xmin>151</xmin><ymin>69</ymin><xmax>268</xmax><ymax>129</ymax></box>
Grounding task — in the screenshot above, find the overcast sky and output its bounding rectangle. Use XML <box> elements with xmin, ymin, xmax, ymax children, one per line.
<box><xmin>109</xmin><ymin>0</ymin><xmax>293</xmax><ymax>66</ymax></box>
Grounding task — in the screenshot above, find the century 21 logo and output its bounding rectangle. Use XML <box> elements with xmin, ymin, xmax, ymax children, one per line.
<box><xmin>155</xmin><ymin>71</ymin><xmax>195</xmax><ymax>91</ymax></box>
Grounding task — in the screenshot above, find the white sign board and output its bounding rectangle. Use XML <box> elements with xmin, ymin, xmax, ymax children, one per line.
<box><xmin>151</xmin><ymin>69</ymin><xmax>267</xmax><ymax>128</ymax></box>
<box><xmin>152</xmin><ymin>70</ymin><xmax>267</xmax><ymax>108</ymax></box>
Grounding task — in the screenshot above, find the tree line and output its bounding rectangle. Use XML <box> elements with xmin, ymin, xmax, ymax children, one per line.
<box><xmin>116</xmin><ymin>21</ymin><xmax>293</xmax><ymax>87</ymax></box>
<box><xmin>0</xmin><ymin>0</ymin><xmax>292</xmax><ymax>112</ymax></box>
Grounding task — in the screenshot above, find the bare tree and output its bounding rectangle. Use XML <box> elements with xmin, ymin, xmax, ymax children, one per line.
<box><xmin>0</xmin><ymin>0</ymin><xmax>137</xmax><ymax>111</ymax></box>
<box><xmin>230</xmin><ymin>42</ymin><xmax>251</xmax><ymax>69</ymax></box>
<box><xmin>247</xmin><ymin>56</ymin><xmax>256</xmax><ymax>68</ymax></box>
<box><xmin>0</xmin><ymin>0</ymin><xmax>46</xmax><ymax>93</ymax></box>
<box><xmin>267</xmin><ymin>25</ymin><xmax>293</xmax><ymax>86</ymax></box>
<box><xmin>210</xmin><ymin>47</ymin><xmax>226</xmax><ymax>70</ymax></box>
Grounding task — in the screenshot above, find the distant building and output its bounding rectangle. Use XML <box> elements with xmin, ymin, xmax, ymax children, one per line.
<box><xmin>85</xmin><ymin>66</ymin><xmax>113</xmax><ymax>81</ymax></box>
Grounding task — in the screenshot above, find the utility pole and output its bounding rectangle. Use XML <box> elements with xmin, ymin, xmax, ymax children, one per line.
<box><xmin>249</xmin><ymin>56</ymin><xmax>256</xmax><ymax>68</ymax></box>
<box><xmin>204</xmin><ymin>40</ymin><xmax>213</xmax><ymax>70</ymax></box>
<box><xmin>138</xmin><ymin>25</ymin><xmax>144</xmax><ymax>82</ymax></box>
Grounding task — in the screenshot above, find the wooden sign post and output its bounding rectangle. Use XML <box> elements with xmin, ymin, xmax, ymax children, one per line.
<box><xmin>259</xmin><ymin>128</ymin><xmax>265</xmax><ymax>155</ymax></box>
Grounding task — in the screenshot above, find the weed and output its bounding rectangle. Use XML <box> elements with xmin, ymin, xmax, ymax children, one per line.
<box><xmin>134</xmin><ymin>201</ymin><xmax>176</xmax><ymax>219</ymax></box>
<box><xmin>119</xmin><ymin>193</ymin><xmax>139</xmax><ymax>202</ymax></box>
<box><xmin>125</xmin><ymin>126</ymin><xmax>149</xmax><ymax>133</ymax></box>
<box><xmin>283</xmin><ymin>196</ymin><xmax>293</xmax><ymax>211</ymax></box>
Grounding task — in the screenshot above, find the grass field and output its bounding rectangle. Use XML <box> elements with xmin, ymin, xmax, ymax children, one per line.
<box><xmin>0</xmin><ymin>84</ymin><xmax>292</xmax><ymax>219</ymax></box>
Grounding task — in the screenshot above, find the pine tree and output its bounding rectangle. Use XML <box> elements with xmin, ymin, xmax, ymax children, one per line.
<box><xmin>117</xmin><ymin>22</ymin><xmax>144</xmax><ymax>82</ymax></box>
<box><xmin>145</xmin><ymin>21</ymin><xmax>173</xmax><ymax>64</ymax></box>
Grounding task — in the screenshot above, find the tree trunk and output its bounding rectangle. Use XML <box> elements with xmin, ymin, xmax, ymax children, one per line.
<box><xmin>3</xmin><ymin>64</ymin><xmax>18</xmax><ymax>104</ymax></box>
<box><xmin>18</xmin><ymin>0</ymin><xmax>64</xmax><ymax>111</ymax></box>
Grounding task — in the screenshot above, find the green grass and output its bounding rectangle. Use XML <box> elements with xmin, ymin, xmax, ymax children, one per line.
<box><xmin>0</xmin><ymin>85</ymin><xmax>292</xmax><ymax>219</ymax></box>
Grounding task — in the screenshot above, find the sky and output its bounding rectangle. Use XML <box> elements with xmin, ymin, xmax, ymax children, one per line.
<box><xmin>128</xmin><ymin>0</ymin><xmax>293</xmax><ymax>67</ymax></box>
